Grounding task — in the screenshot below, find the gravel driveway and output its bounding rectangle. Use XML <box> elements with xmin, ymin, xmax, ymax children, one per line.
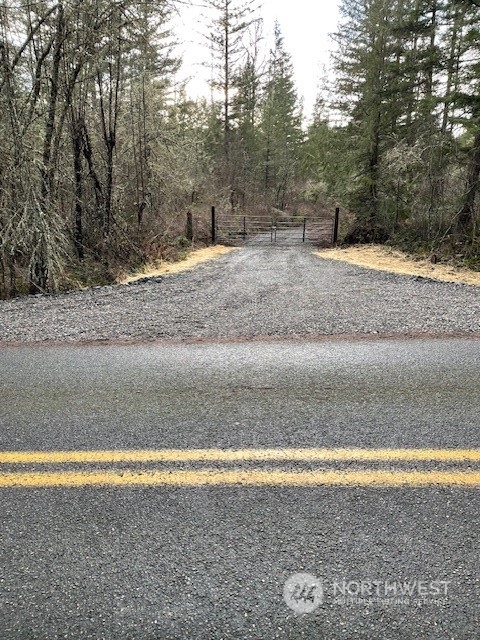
<box><xmin>0</xmin><ymin>243</ymin><xmax>479</xmax><ymax>343</ymax></box>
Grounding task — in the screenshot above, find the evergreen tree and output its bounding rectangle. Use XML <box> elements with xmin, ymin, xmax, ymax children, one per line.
<box><xmin>452</xmin><ymin>0</ymin><xmax>480</xmax><ymax>231</ymax></box>
<box><xmin>333</xmin><ymin>0</ymin><xmax>397</xmax><ymax>221</ymax></box>
<box><xmin>203</xmin><ymin>0</ymin><xmax>259</xmax><ymax>208</ymax></box>
<box><xmin>259</xmin><ymin>24</ymin><xmax>303</xmax><ymax>210</ymax></box>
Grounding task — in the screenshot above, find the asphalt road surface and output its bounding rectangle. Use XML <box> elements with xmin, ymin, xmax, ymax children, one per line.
<box><xmin>1</xmin><ymin>337</ymin><xmax>479</xmax><ymax>639</ymax></box>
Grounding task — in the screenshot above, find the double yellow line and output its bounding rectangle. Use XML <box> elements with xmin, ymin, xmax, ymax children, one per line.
<box><xmin>0</xmin><ymin>448</ymin><xmax>479</xmax><ymax>487</ymax></box>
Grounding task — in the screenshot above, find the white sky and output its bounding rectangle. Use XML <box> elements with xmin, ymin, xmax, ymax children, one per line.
<box><xmin>172</xmin><ymin>0</ymin><xmax>341</xmax><ymax>119</ymax></box>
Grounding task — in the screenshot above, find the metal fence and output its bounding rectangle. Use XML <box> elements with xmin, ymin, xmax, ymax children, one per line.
<box><xmin>211</xmin><ymin>208</ymin><xmax>339</xmax><ymax>247</ymax></box>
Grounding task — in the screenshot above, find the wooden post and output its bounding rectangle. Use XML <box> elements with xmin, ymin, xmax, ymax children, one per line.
<box><xmin>333</xmin><ymin>207</ymin><xmax>340</xmax><ymax>244</ymax></box>
<box><xmin>211</xmin><ymin>206</ymin><xmax>216</xmax><ymax>244</ymax></box>
<box><xmin>186</xmin><ymin>210</ymin><xmax>193</xmax><ymax>241</ymax></box>
<box><xmin>243</xmin><ymin>215</ymin><xmax>246</xmax><ymax>240</ymax></box>
<box><xmin>302</xmin><ymin>217</ymin><xmax>307</xmax><ymax>242</ymax></box>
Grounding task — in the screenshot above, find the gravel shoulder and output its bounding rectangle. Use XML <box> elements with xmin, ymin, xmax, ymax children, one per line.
<box><xmin>1</xmin><ymin>243</ymin><xmax>479</xmax><ymax>343</ymax></box>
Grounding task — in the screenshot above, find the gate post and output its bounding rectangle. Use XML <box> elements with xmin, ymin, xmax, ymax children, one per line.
<box><xmin>302</xmin><ymin>217</ymin><xmax>307</xmax><ymax>242</ymax></box>
<box><xmin>211</xmin><ymin>206</ymin><xmax>216</xmax><ymax>244</ymax></box>
<box><xmin>333</xmin><ymin>207</ymin><xmax>340</xmax><ymax>244</ymax></box>
<box><xmin>186</xmin><ymin>210</ymin><xmax>193</xmax><ymax>241</ymax></box>
<box><xmin>243</xmin><ymin>215</ymin><xmax>246</xmax><ymax>240</ymax></box>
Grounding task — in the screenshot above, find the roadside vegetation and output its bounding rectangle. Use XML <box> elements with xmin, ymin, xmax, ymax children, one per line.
<box><xmin>322</xmin><ymin>0</ymin><xmax>480</xmax><ymax>271</ymax></box>
<box><xmin>317</xmin><ymin>245</ymin><xmax>480</xmax><ymax>286</ymax></box>
<box><xmin>119</xmin><ymin>245</ymin><xmax>236</xmax><ymax>284</ymax></box>
<box><xmin>0</xmin><ymin>0</ymin><xmax>479</xmax><ymax>298</ymax></box>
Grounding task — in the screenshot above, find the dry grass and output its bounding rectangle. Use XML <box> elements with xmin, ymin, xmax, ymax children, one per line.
<box><xmin>119</xmin><ymin>245</ymin><xmax>236</xmax><ymax>284</ymax></box>
<box><xmin>316</xmin><ymin>245</ymin><xmax>480</xmax><ymax>286</ymax></box>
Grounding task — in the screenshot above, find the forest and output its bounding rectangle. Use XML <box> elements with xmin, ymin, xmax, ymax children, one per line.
<box><xmin>0</xmin><ymin>0</ymin><xmax>479</xmax><ymax>298</ymax></box>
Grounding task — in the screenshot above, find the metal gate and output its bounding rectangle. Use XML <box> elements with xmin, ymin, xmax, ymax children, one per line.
<box><xmin>213</xmin><ymin>209</ymin><xmax>339</xmax><ymax>247</ymax></box>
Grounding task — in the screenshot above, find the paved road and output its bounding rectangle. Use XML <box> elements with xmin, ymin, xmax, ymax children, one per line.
<box><xmin>1</xmin><ymin>337</ymin><xmax>479</xmax><ymax>639</ymax></box>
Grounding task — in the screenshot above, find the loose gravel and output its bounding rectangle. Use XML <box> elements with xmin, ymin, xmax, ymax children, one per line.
<box><xmin>0</xmin><ymin>242</ymin><xmax>479</xmax><ymax>343</ymax></box>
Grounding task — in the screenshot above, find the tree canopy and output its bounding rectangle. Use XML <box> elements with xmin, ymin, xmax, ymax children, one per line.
<box><xmin>1</xmin><ymin>0</ymin><xmax>479</xmax><ymax>298</ymax></box>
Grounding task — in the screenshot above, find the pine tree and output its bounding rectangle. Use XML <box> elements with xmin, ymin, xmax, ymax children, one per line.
<box><xmin>333</xmin><ymin>0</ymin><xmax>394</xmax><ymax>221</ymax></box>
<box><xmin>259</xmin><ymin>23</ymin><xmax>303</xmax><ymax>210</ymax></box>
<box><xmin>452</xmin><ymin>0</ymin><xmax>480</xmax><ymax>231</ymax></box>
<box><xmin>230</xmin><ymin>18</ymin><xmax>263</xmax><ymax>206</ymax></box>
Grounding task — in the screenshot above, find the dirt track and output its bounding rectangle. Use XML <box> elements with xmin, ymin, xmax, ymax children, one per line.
<box><xmin>1</xmin><ymin>241</ymin><xmax>479</xmax><ymax>343</ymax></box>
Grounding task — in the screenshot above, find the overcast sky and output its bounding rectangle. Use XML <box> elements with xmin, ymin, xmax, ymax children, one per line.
<box><xmin>173</xmin><ymin>1</ymin><xmax>341</xmax><ymax>119</ymax></box>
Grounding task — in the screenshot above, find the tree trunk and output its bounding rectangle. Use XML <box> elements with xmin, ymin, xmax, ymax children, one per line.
<box><xmin>31</xmin><ymin>2</ymin><xmax>65</xmax><ymax>294</ymax></box>
<box><xmin>72</xmin><ymin>116</ymin><xmax>84</xmax><ymax>260</ymax></box>
<box><xmin>458</xmin><ymin>126</ymin><xmax>480</xmax><ymax>231</ymax></box>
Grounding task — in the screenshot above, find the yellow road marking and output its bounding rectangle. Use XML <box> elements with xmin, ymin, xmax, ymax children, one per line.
<box><xmin>1</xmin><ymin>448</ymin><xmax>480</xmax><ymax>464</ymax></box>
<box><xmin>0</xmin><ymin>470</ymin><xmax>479</xmax><ymax>488</ymax></box>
